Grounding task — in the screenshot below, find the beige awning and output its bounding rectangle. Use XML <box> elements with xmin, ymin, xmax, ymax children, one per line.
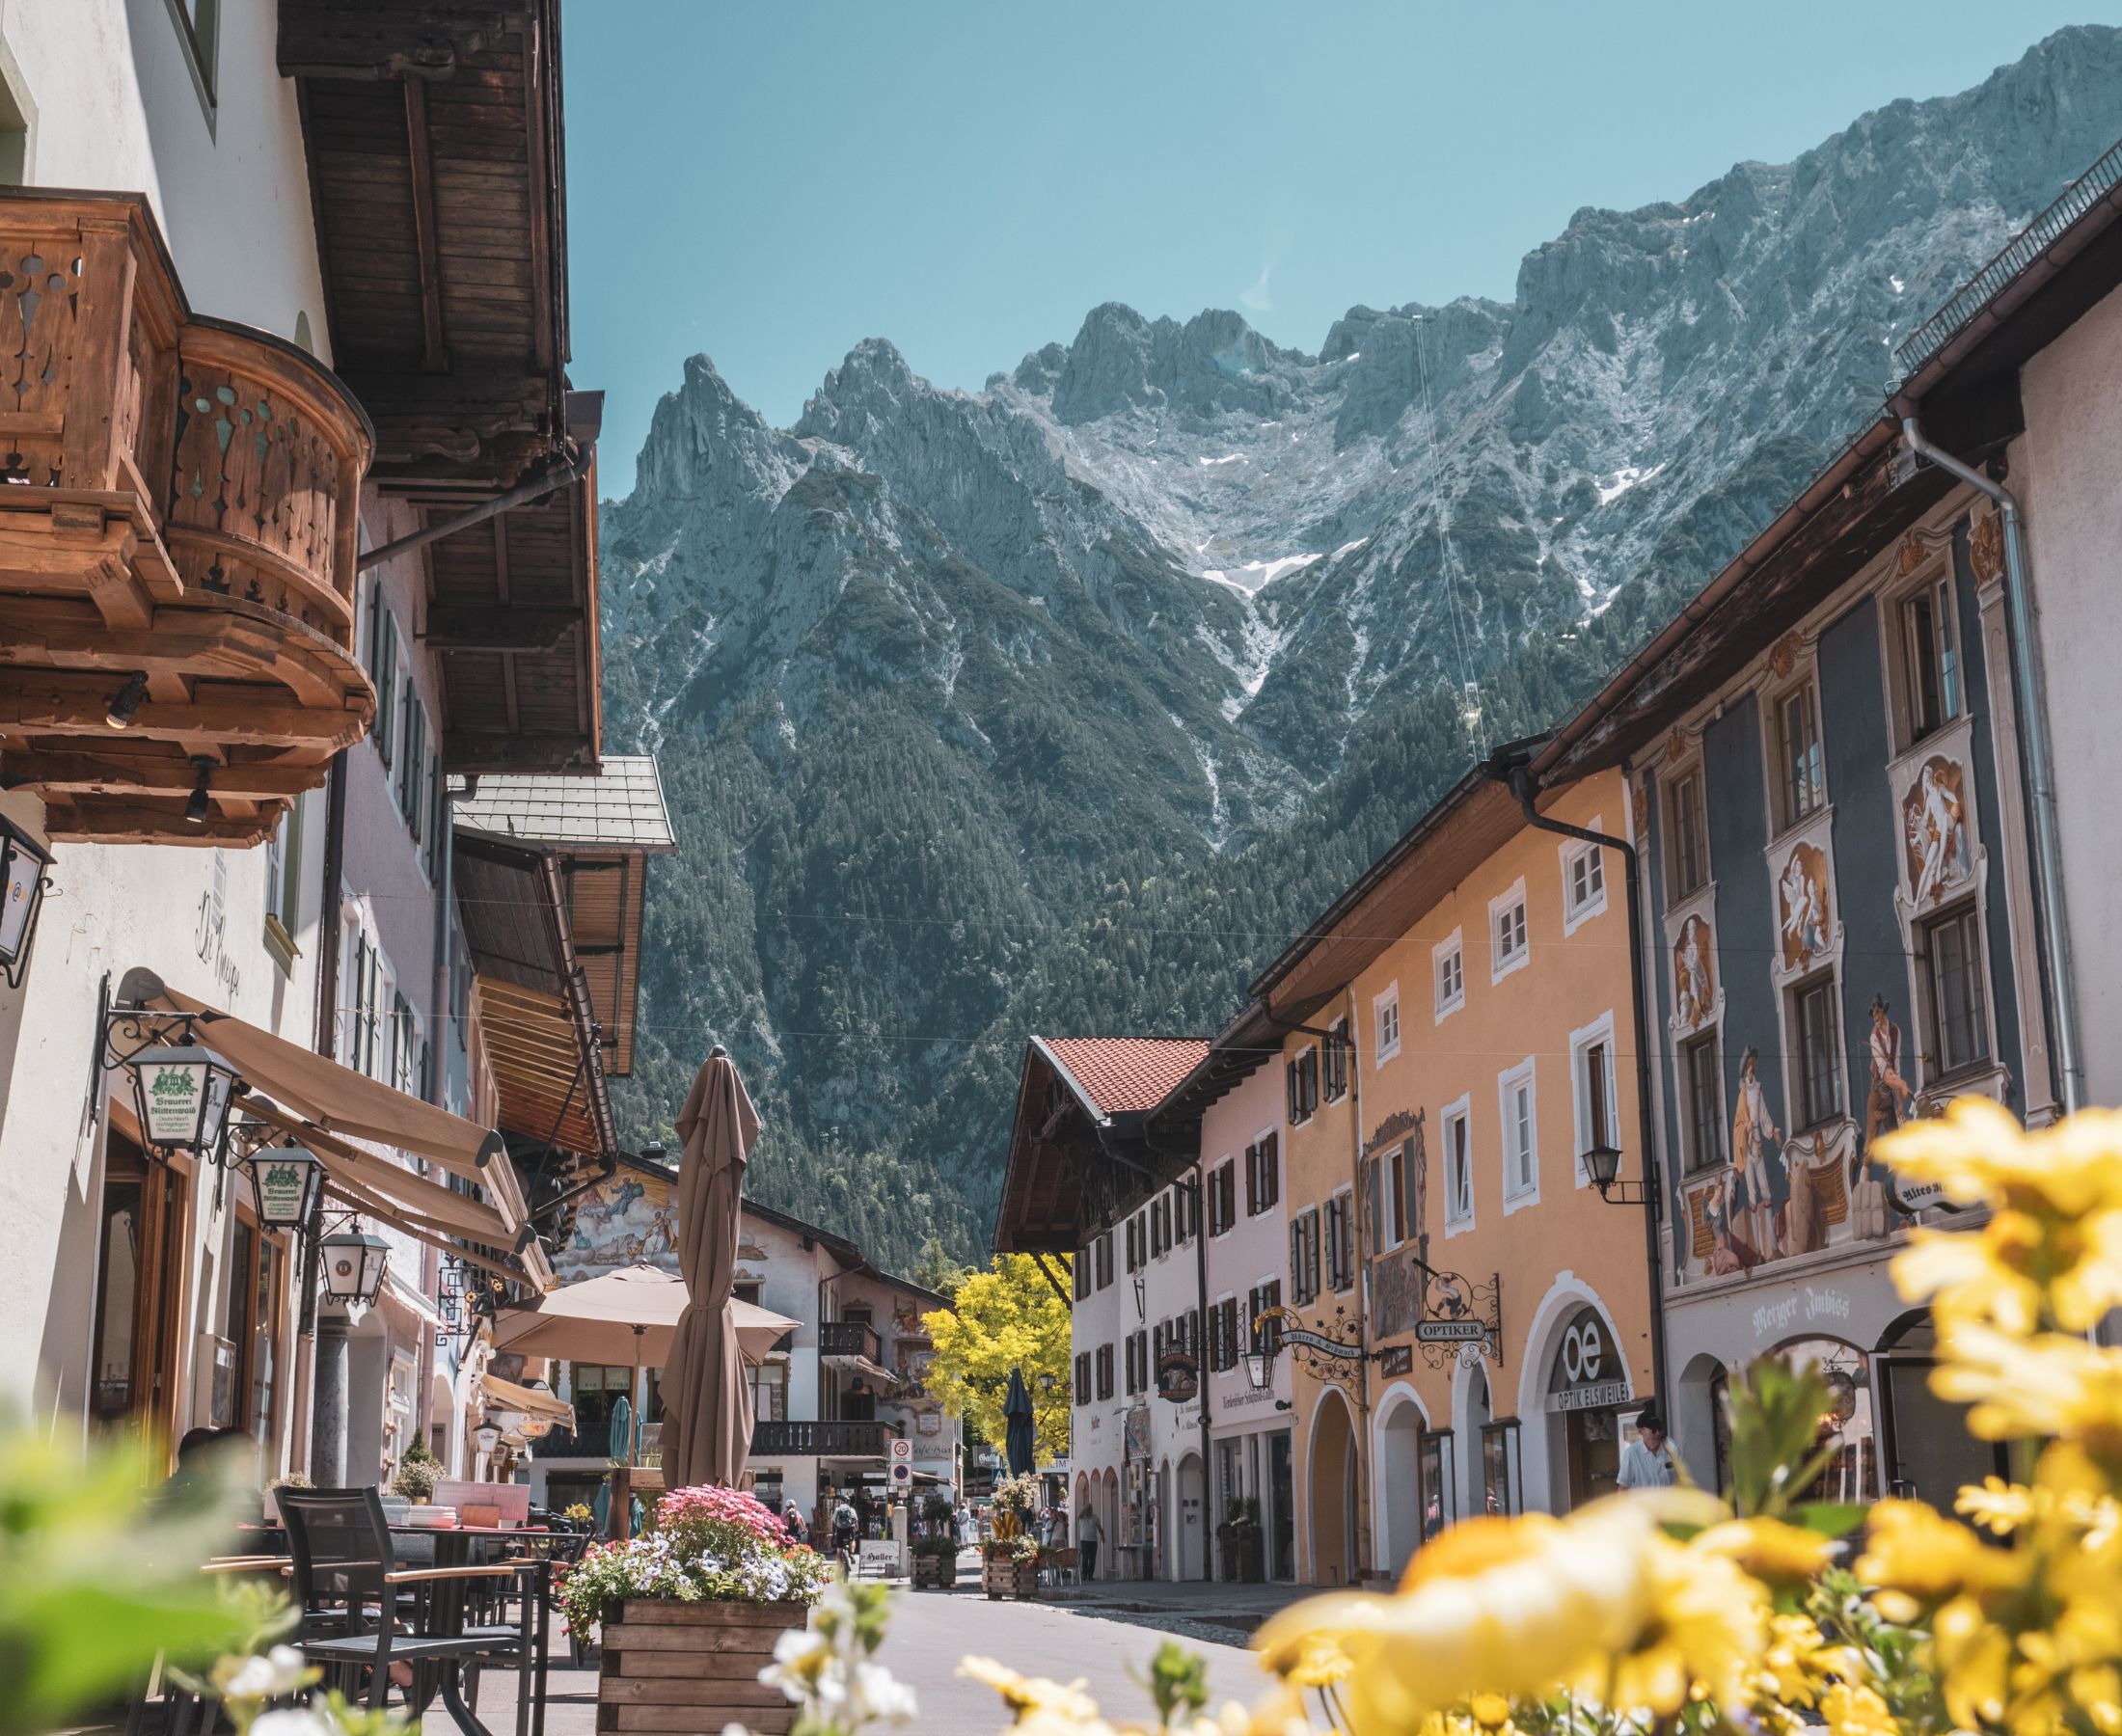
<box><xmin>480</xmin><ymin>1372</ymin><xmax>575</xmax><ymax>1429</ymax></box>
<box><xmin>125</xmin><ymin>970</ymin><xmax>551</xmax><ymax>1291</ymax></box>
<box><xmin>491</xmin><ymin>1263</ymin><xmax>799</xmax><ymax>1366</ymax></box>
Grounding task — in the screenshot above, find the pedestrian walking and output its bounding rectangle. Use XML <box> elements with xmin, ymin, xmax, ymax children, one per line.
<box><xmin>1075</xmin><ymin>1501</ymin><xmax>1102</xmax><ymax>1581</ymax></box>
<box><xmin>1617</xmin><ymin>1403</ymin><xmax>1677</xmax><ymax>1489</ymax></box>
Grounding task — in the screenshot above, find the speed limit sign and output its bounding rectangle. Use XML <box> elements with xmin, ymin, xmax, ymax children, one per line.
<box><xmin>888</xmin><ymin>1436</ymin><xmax>912</xmax><ymax>1489</ymax></box>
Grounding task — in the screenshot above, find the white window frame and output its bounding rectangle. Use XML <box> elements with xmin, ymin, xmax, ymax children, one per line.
<box><xmin>1374</xmin><ymin>982</ymin><xmax>1402</xmax><ymax>1063</ymax></box>
<box><xmin>1560</xmin><ymin>826</ymin><xmax>1608</xmax><ymax>936</ymax></box>
<box><xmin>1488</xmin><ymin>879</ymin><xmax>1529</xmax><ymax>984</ymax></box>
<box><xmin>1498</xmin><ymin>1057</ymin><xmax>1538</xmax><ymax>1212</ymax></box>
<box><xmin>1441</xmin><ymin>1095</ymin><xmax>1474</xmax><ymax>1235</ymax></box>
<box><xmin>1432</xmin><ymin>929</ymin><xmax>1465</xmax><ymax>1021</ymax></box>
<box><xmin>1568</xmin><ymin>1010</ymin><xmax>1620</xmax><ymax>1188</ymax></box>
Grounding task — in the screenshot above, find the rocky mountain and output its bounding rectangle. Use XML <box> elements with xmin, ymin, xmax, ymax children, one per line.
<box><xmin>598</xmin><ymin>26</ymin><xmax>2122</xmax><ymax>1268</ymax></box>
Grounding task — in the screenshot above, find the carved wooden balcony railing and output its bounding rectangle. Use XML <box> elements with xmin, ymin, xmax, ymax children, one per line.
<box><xmin>749</xmin><ymin>1419</ymin><xmax>903</xmax><ymax>1460</ymax></box>
<box><xmin>0</xmin><ymin>189</ymin><xmax>374</xmax><ymax>844</ymax></box>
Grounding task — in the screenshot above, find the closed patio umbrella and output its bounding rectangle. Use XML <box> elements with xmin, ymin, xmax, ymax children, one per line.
<box><xmin>1003</xmin><ymin>1367</ymin><xmax>1037</xmax><ymax>1478</ymax></box>
<box><xmin>659</xmin><ymin>1047</ymin><xmax>761</xmax><ymax>1489</ymax></box>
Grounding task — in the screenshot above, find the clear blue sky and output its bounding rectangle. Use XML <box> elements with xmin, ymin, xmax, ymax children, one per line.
<box><xmin>561</xmin><ymin>3</ymin><xmax>2122</xmax><ymax>496</ymax></box>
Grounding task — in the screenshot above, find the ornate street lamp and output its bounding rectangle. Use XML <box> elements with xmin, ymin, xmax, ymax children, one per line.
<box><xmin>475</xmin><ymin>1420</ymin><xmax>502</xmax><ymax>1458</ymax></box>
<box><xmin>241</xmin><ymin>1139</ymin><xmax>324</xmax><ymax>1232</ymax></box>
<box><xmin>124</xmin><ymin>1036</ymin><xmax>239</xmax><ymax>1155</ymax></box>
<box><xmin>1581</xmin><ymin>1142</ymin><xmax>1646</xmax><ymax>1204</ymax></box>
<box><xmin>319</xmin><ymin>1228</ymin><xmax>390</xmax><ymax>1305</ymax></box>
<box><xmin>0</xmin><ymin>814</ymin><xmax>52</xmax><ymax>990</ymax></box>
<box><xmin>1243</xmin><ymin>1320</ymin><xmax>1279</xmax><ymax>1393</ymax></box>
<box><xmin>1037</xmin><ymin>1370</ymin><xmax>1057</xmax><ymax>1395</ymax></box>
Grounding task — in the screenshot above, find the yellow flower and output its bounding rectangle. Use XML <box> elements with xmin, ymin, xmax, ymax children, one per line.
<box><xmin>1466</xmin><ymin>1695</ymin><xmax>1512</xmax><ymax>1729</ymax></box>
<box><xmin>1819</xmin><ymin>1681</ymin><xmax>1898</xmax><ymax>1736</ymax></box>
<box><xmin>1281</xmin><ymin>1632</ymin><xmax>1354</xmax><ymax>1689</ymax></box>
<box><xmin>1598</xmin><ymin>1532</ymin><xmax>1767</xmax><ymax>1716</ymax></box>
<box><xmin>1755</xmin><ymin>1613</ymin><xmax>1854</xmax><ymax>1711</ymax></box>
<box><xmin>1690</xmin><ymin>1516</ymin><xmax>1837</xmax><ymax>1589</ymax></box>
<box><xmin>959</xmin><ymin>1656</ymin><xmax>1104</xmax><ymax>1725</ymax></box>
<box><xmin>1929</xmin><ymin>1326</ymin><xmax>2122</xmax><ymax>1467</ymax></box>
<box><xmin>1856</xmin><ymin>1497</ymin><xmax>2021</xmax><ymax>1604</ymax></box>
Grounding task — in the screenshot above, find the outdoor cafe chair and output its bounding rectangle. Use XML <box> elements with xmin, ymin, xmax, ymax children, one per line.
<box><xmin>278</xmin><ymin>1486</ymin><xmax>535</xmax><ymax>1736</ymax></box>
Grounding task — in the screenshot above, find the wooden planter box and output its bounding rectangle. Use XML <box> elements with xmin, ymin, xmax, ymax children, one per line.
<box><xmin>981</xmin><ymin>1556</ymin><xmax>1039</xmax><ymax>1600</ymax></box>
<box><xmin>911</xmin><ymin>1553</ymin><xmax>958</xmax><ymax>1589</ymax></box>
<box><xmin>597</xmin><ymin>1599</ymin><xmax>809</xmax><ymax>1735</ymax></box>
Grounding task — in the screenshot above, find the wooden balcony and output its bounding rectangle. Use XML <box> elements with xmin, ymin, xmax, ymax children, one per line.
<box><xmin>750</xmin><ymin>1419</ymin><xmax>901</xmax><ymax>1460</ymax></box>
<box><xmin>818</xmin><ymin>1320</ymin><xmax>884</xmax><ymax>1365</ymax></box>
<box><xmin>0</xmin><ymin>189</ymin><xmax>373</xmax><ymax>844</ymax></box>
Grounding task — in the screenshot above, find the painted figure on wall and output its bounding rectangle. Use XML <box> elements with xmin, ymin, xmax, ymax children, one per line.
<box><xmin>1704</xmin><ymin>1172</ymin><xmax>1759</xmax><ymax>1275</ymax></box>
<box><xmin>1903</xmin><ymin>757</ymin><xmax>1972</xmax><ymax>908</ymax></box>
<box><xmin>1674</xmin><ymin>915</ymin><xmax>1716</xmax><ymax>1031</ymax></box>
<box><xmin>1862</xmin><ymin>995</ymin><xmax>1915</xmax><ymax>1180</ymax></box>
<box><xmin>1730</xmin><ymin>1047</ymin><xmax>1782</xmax><ymax>1259</ymax></box>
<box><xmin>1778</xmin><ymin>843</ymin><xmax>1830</xmax><ymax>972</ymax></box>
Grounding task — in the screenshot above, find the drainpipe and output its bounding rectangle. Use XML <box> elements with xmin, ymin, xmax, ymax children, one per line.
<box><xmin>1488</xmin><ymin>751</ymin><xmax>1670</xmax><ymax>1424</ymax></box>
<box><xmin>312</xmin><ymin>750</ymin><xmax>349</xmax><ymax>1061</ymax></box>
<box><xmin>1899</xmin><ymin>417</ymin><xmax>2081</xmax><ymax>1116</ymax></box>
<box><xmin>1344</xmin><ymin>987</ymin><xmax>1373</xmax><ymax>1582</ymax></box>
<box><xmin>1189</xmin><ymin>1163</ymin><xmax>1211</xmax><ymax>1581</ymax></box>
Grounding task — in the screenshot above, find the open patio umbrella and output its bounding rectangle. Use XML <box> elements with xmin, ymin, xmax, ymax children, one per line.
<box><xmin>1003</xmin><ymin>1367</ymin><xmax>1038</xmax><ymax>1478</ymax></box>
<box><xmin>491</xmin><ymin>1263</ymin><xmax>798</xmax><ymax>1366</ymax></box>
<box><xmin>659</xmin><ymin>1047</ymin><xmax>762</xmax><ymax>1490</ymax></box>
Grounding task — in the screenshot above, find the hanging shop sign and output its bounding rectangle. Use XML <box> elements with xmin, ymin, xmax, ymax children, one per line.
<box><xmin>1890</xmin><ymin>1171</ymin><xmax>1965</xmax><ymax>1217</ymax></box>
<box><xmin>1156</xmin><ymin>1349</ymin><xmax>1199</xmax><ymax>1403</ymax></box>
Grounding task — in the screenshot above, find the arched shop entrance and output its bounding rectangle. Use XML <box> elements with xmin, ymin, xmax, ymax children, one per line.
<box><xmin>1373</xmin><ymin>1387</ymin><xmax>1428</xmax><ymax>1577</ymax></box>
<box><xmin>1307</xmin><ymin>1386</ymin><xmax>1359</xmax><ymax>1586</ymax></box>
<box><xmin>1176</xmin><ymin>1452</ymin><xmax>1207</xmax><ymax>1580</ymax></box>
<box><xmin>1775</xmin><ymin>1338</ymin><xmax>1878</xmax><ymax>1504</ymax></box>
<box><xmin>1875</xmin><ymin>1311</ymin><xmax>2013</xmax><ymax>1505</ymax></box>
<box><xmin>1543</xmin><ymin>1305</ymin><xmax>1634</xmax><ymax>1509</ymax></box>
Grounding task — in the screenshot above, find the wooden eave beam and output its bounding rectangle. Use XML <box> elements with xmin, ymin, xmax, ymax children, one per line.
<box><xmin>402</xmin><ymin>76</ymin><xmax>449</xmax><ymax>373</ymax></box>
<box><xmin>14</xmin><ymin>751</ymin><xmax>327</xmax><ymax>802</ymax></box>
<box><xmin>422</xmin><ymin>605</ymin><xmax>582</xmax><ymax>650</ymax></box>
<box><xmin>441</xmin><ymin>730</ymin><xmax>592</xmax><ymax>773</ymax></box>
<box><xmin>0</xmin><ymin>675</ymin><xmax>364</xmax><ymax>750</ymax></box>
<box><xmin>41</xmin><ymin>798</ymin><xmax>284</xmax><ymax>847</ymax></box>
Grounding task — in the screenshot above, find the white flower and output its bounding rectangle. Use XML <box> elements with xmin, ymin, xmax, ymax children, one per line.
<box><xmin>851</xmin><ymin>1661</ymin><xmax>917</xmax><ymax>1724</ymax></box>
<box><xmin>250</xmin><ymin>1712</ymin><xmax>332</xmax><ymax>1736</ymax></box>
<box><xmin>224</xmin><ymin>1646</ymin><xmax>312</xmax><ymax>1701</ymax></box>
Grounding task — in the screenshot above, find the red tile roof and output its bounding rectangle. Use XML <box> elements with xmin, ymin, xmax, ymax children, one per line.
<box><xmin>1043</xmin><ymin>1037</ymin><xmax>1211</xmax><ymax>1118</ymax></box>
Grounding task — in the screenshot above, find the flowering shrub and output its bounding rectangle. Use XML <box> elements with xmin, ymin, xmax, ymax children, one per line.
<box><xmin>980</xmin><ymin>1532</ymin><xmax>1040</xmax><ymax>1563</ymax></box>
<box><xmin>557</xmin><ymin>1482</ymin><xmax>828</xmax><ymax>1633</ymax></box>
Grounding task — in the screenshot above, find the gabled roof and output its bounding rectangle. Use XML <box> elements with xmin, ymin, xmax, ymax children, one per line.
<box><xmin>1042</xmin><ymin>1037</ymin><xmax>1210</xmax><ymax>1120</ymax></box>
<box><xmin>454</xmin><ymin>757</ymin><xmax>675</xmax><ymax>851</ymax></box>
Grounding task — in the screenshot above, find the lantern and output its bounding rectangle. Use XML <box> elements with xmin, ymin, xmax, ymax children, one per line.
<box><xmin>1581</xmin><ymin>1141</ymin><xmax>1624</xmax><ymax>1196</ymax></box>
<box><xmin>0</xmin><ymin>814</ymin><xmax>51</xmax><ymax>990</ymax></box>
<box><xmin>243</xmin><ymin>1141</ymin><xmax>323</xmax><ymax>1232</ymax></box>
<box><xmin>319</xmin><ymin>1228</ymin><xmax>390</xmax><ymax>1304</ymax></box>
<box><xmin>474</xmin><ymin>1420</ymin><xmax>502</xmax><ymax>1456</ymax></box>
<box><xmin>126</xmin><ymin>1040</ymin><xmax>238</xmax><ymax>1154</ymax></box>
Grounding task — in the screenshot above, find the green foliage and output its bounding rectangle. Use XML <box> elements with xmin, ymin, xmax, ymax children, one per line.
<box><xmin>1145</xmin><ymin>1641</ymin><xmax>1211</xmax><ymax>1727</ymax></box>
<box><xmin>389</xmin><ymin>1455</ymin><xmax>438</xmax><ymax>1502</ymax></box>
<box><xmin>909</xmin><ymin>1236</ymin><xmax>971</xmax><ymax>1298</ymax></box>
<box><xmin>0</xmin><ymin>1425</ymin><xmax>258</xmax><ymax>1736</ymax></box>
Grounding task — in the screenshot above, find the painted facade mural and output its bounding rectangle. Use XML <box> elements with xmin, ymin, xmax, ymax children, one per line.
<box><xmin>563</xmin><ymin>1169</ymin><xmax>679</xmax><ymax>1279</ymax></box>
<box><xmin>1902</xmin><ymin>756</ymin><xmax>1972</xmax><ymax>908</ymax></box>
<box><xmin>1673</xmin><ymin>915</ymin><xmax>1716</xmax><ymax>1033</ymax></box>
<box><xmin>1776</xmin><ymin>841</ymin><xmax>1832</xmax><ymax>973</ymax></box>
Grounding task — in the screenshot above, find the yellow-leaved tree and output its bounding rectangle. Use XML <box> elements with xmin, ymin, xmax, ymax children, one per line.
<box><xmin>920</xmin><ymin>1254</ymin><xmax>1073</xmax><ymax>1465</ymax></box>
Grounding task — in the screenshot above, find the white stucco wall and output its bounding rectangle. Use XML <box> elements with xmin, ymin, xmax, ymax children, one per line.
<box><xmin>2016</xmin><ymin>276</ymin><xmax>2122</xmax><ymax>1110</ymax></box>
<box><xmin>0</xmin><ymin>0</ymin><xmax>330</xmax><ymax>1456</ymax></box>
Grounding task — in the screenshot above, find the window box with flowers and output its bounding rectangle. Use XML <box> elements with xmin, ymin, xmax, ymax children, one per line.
<box><xmin>558</xmin><ymin>1484</ymin><xmax>828</xmax><ymax>1735</ymax></box>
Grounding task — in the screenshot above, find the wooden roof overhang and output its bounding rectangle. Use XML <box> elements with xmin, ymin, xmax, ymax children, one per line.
<box><xmin>991</xmin><ymin>1040</ymin><xmax>1177</xmax><ymax>1255</ymax></box>
<box><xmin>419</xmin><ymin>458</ymin><xmax>601</xmax><ymax>773</ymax></box>
<box><xmin>556</xmin><ymin>847</ymin><xmax>647</xmax><ymax>1076</ymax></box>
<box><xmin>278</xmin><ymin>0</ymin><xmax>571</xmax><ymax>496</ymax></box>
<box><xmin>1245</xmin><ymin>771</ymin><xmax>1526</xmax><ymax>1023</ymax></box>
<box><xmin>280</xmin><ymin>1</ymin><xmax>603</xmax><ymax>774</ymax></box>
<box><xmin>1144</xmin><ymin>999</ymin><xmax>1285</xmax><ymax>1149</ymax></box>
<box><xmin>0</xmin><ymin>190</ymin><xmax>375</xmax><ymax>843</ymax></box>
<box><xmin>454</xmin><ymin>828</ymin><xmax>613</xmax><ymax>1160</ymax></box>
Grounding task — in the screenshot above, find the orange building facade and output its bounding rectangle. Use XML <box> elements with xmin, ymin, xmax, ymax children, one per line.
<box><xmin>1252</xmin><ymin>763</ymin><xmax>1657</xmax><ymax>1584</ymax></box>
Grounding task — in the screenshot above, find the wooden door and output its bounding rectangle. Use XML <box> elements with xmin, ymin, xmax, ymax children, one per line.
<box><xmin>90</xmin><ymin>1132</ymin><xmax>190</xmax><ymax>1459</ymax></box>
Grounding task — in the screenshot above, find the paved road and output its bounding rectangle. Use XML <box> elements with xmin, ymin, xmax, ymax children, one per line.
<box><xmin>431</xmin><ymin>1581</ymin><xmax>1275</xmax><ymax>1736</ymax></box>
<box><xmin>875</xmin><ymin>1582</ymin><xmax>1269</xmax><ymax>1736</ymax></box>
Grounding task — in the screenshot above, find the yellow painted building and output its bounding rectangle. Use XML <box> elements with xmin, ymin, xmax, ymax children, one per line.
<box><xmin>1245</xmin><ymin>761</ymin><xmax>1656</xmax><ymax>1583</ymax></box>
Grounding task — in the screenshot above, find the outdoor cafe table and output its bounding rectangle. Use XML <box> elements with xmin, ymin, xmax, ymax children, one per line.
<box><xmin>240</xmin><ymin>1521</ymin><xmax>561</xmax><ymax>1736</ymax></box>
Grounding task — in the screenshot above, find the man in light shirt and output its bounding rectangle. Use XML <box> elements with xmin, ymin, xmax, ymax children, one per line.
<box><xmin>1618</xmin><ymin>1403</ymin><xmax>1676</xmax><ymax>1489</ymax></box>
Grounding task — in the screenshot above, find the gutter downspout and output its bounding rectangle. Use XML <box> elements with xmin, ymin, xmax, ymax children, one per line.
<box><xmin>1899</xmin><ymin>417</ymin><xmax>2081</xmax><ymax>1116</ymax></box>
<box><xmin>1344</xmin><ymin>987</ymin><xmax>1373</xmax><ymax>1582</ymax></box>
<box><xmin>1493</xmin><ymin>756</ymin><xmax>1670</xmax><ymax>1424</ymax></box>
<box><xmin>1190</xmin><ymin>1164</ymin><xmax>1211</xmax><ymax>1581</ymax></box>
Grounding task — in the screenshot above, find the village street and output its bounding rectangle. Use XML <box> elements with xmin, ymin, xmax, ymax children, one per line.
<box><xmin>428</xmin><ymin>1563</ymin><xmax>1282</xmax><ymax>1736</ymax></box>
